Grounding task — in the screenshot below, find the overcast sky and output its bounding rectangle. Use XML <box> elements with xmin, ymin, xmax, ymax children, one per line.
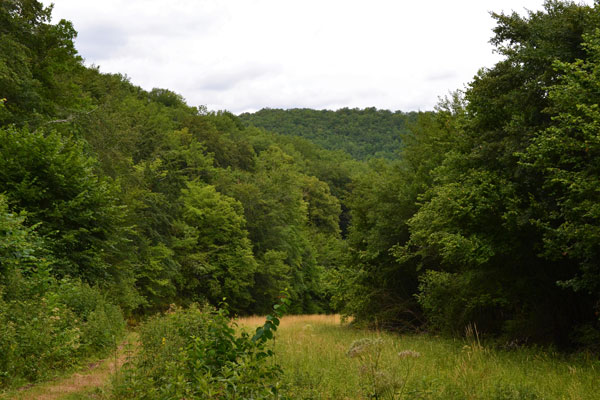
<box><xmin>45</xmin><ymin>0</ymin><xmax>592</xmax><ymax>114</ymax></box>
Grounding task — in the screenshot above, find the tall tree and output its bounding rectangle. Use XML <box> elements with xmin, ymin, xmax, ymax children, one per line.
<box><xmin>0</xmin><ymin>0</ymin><xmax>85</xmax><ymax>126</ymax></box>
<box><xmin>175</xmin><ymin>182</ymin><xmax>257</xmax><ymax>314</ymax></box>
<box><xmin>0</xmin><ymin>126</ymin><xmax>131</xmax><ymax>291</ymax></box>
<box><xmin>405</xmin><ymin>1</ymin><xmax>600</xmax><ymax>343</ymax></box>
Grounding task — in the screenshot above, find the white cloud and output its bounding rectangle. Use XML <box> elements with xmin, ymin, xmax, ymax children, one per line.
<box><xmin>46</xmin><ymin>0</ymin><xmax>594</xmax><ymax>113</ymax></box>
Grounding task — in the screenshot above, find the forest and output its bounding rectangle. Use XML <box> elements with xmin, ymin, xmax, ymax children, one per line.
<box><xmin>1</xmin><ymin>0</ymin><xmax>599</xmax><ymax>398</ymax></box>
<box><xmin>238</xmin><ymin>108</ymin><xmax>418</xmax><ymax>160</ymax></box>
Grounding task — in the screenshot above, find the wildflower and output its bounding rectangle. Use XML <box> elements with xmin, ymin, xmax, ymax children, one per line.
<box><xmin>162</xmin><ymin>337</ymin><xmax>166</xmax><ymax>345</ymax></box>
<box><xmin>397</xmin><ymin>350</ymin><xmax>420</xmax><ymax>359</ymax></box>
<box><xmin>347</xmin><ymin>338</ymin><xmax>383</xmax><ymax>358</ymax></box>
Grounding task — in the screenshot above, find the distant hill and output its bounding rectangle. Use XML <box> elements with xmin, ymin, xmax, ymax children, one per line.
<box><xmin>238</xmin><ymin>107</ymin><xmax>419</xmax><ymax>160</ymax></box>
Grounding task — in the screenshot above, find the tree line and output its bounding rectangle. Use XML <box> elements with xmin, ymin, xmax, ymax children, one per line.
<box><xmin>334</xmin><ymin>0</ymin><xmax>600</xmax><ymax>349</ymax></box>
<box><xmin>0</xmin><ymin>0</ymin><xmax>361</xmax><ymax>386</ymax></box>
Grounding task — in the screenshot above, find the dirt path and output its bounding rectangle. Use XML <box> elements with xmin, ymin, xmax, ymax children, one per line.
<box><xmin>5</xmin><ymin>333</ymin><xmax>138</xmax><ymax>400</ymax></box>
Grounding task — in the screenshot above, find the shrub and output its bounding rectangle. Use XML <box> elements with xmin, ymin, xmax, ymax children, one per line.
<box><xmin>416</xmin><ymin>270</ymin><xmax>509</xmax><ymax>335</ymax></box>
<box><xmin>0</xmin><ymin>273</ymin><xmax>125</xmax><ymax>387</ymax></box>
<box><xmin>0</xmin><ymin>168</ymin><xmax>126</xmax><ymax>389</ymax></box>
<box><xmin>112</xmin><ymin>301</ymin><xmax>288</xmax><ymax>399</ymax></box>
<box><xmin>0</xmin><ymin>272</ymin><xmax>125</xmax><ymax>387</ymax></box>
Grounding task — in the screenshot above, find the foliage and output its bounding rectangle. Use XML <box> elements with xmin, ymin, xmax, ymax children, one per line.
<box><xmin>0</xmin><ymin>126</ymin><xmax>132</xmax><ymax>289</ymax></box>
<box><xmin>112</xmin><ymin>299</ymin><xmax>289</xmax><ymax>399</ymax></box>
<box><xmin>339</xmin><ymin>108</ymin><xmax>461</xmax><ymax>329</ymax></box>
<box><xmin>1</xmin><ymin>0</ymin><xmax>349</xmax><ymax>319</ymax></box>
<box><xmin>175</xmin><ymin>182</ymin><xmax>257</xmax><ymax>314</ymax></box>
<box><xmin>0</xmin><ymin>197</ymin><xmax>125</xmax><ymax>388</ymax></box>
<box><xmin>0</xmin><ymin>0</ymin><xmax>86</xmax><ymax>127</ymax></box>
<box><xmin>0</xmin><ymin>195</ymin><xmax>47</xmax><ymax>278</ymax></box>
<box><xmin>0</xmin><ymin>275</ymin><xmax>125</xmax><ymax>387</ymax></box>
<box><xmin>341</xmin><ymin>0</ymin><xmax>600</xmax><ymax>348</ymax></box>
<box><xmin>522</xmin><ymin>28</ymin><xmax>600</xmax><ymax>298</ymax></box>
<box><xmin>4</xmin><ymin>1</ymin><xmax>600</xmax><ymax>394</ymax></box>
<box><xmin>402</xmin><ymin>0</ymin><xmax>600</xmax><ymax>344</ymax></box>
<box><xmin>239</xmin><ymin>107</ymin><xmax>418</xmax><ymax>160</ymax></box>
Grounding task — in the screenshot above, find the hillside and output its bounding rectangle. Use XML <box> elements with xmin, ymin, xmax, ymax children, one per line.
<box><xmin>2</xmin><ymin>0</ymin><xmax>600</xmax><ymax>397</ymax></box>
<box><xmin>239</xmin><ymin>107</ymin><xmax>421</xmax><ymax>160</ymax></box>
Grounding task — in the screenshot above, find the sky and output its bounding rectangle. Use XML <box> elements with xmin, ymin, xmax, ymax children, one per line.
<box><xmin>45</xmin><ymin>0</ymin><xmax>592</xmax><ymax>114</ymax></box>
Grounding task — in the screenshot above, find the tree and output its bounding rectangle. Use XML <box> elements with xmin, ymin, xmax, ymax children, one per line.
<box><xmin>521</xmin><ymin>30</ymin><xmax>600</xmax><ymax>340</ymax></box>
<box><xmin>0</xmin><ymin>126</ymin><xmax>131</xmax><ymax>289</ymax></box>
<box><xmin>340</xmin><ymin>108</ymin><xmax>461</xmax><ymax>328</ymax></box>
<box><xmin>175</xmin><ymin>182</ymin><xmax>257</xmax><ymax>314</ymax></box>
<box><xmin>0</xmin><ymin>0</ymin><xmax>86</xmax><ymax>127</ymax></box>
<box><xmin>405</xmin><ymin>1</ymin><xmax>600</xmax><ymax>343</ymax></box>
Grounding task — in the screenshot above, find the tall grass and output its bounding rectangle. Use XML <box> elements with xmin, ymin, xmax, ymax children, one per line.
<box><xmin>237</xmin><ymin>315</ymin><xmax>600</xmax><ymax>399</ymax></box>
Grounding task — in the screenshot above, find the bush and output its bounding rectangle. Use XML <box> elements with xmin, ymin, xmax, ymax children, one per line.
<box><xmin>112</xmin><ymin>302</ymin><xmax>288</xmax><ymax>399</ymax></box>
<box><xmin>416</xmin><ymin>270</ymin><xmax>509</xmax><ymax>335</ymax></box>
<box><xmin>0</xmin><ymin>171</ymin><xmax>127</xmax><ymax>389</ymax></box>
<box><xmin>0</xmin><ymin>272</ymin><xmax>125</xmax><ymax>388</ymax></box>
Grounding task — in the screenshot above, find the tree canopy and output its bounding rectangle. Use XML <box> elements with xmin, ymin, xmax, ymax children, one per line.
<box><xmin>239</xmin><ymin>107</ymin><xmax>419</xmax><ymax>160</ymax></box>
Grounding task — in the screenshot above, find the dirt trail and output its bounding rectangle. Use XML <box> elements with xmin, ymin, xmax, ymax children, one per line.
<box><xmin>7</xmin><ymin>333</ymin><xmax>137</xmax><ymax>400</ymax></box>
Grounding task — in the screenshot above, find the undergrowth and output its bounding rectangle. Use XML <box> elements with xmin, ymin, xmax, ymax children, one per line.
<box><xmin>0</xmin><ymin>271</ymin><xmax>125</xmax><ymax>389</ymax></box>
<box><xmin>111</xmin><ymin>298</ymin><xmax>290</xmax><ymax>399</ymax></box>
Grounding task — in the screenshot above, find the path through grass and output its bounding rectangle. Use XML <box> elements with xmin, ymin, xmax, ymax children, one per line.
<box><xmin>237</xmin><ymin>315</ymin><xmax>600</xmax><ymax>399</ymax></box>
<box><xmin>0</xmin><ymin>333</ymin><xmax>137</xmax><ymax>400</ymax></box>
<box><xmin>6</xmin><ymin>316</ymin><xmax>598</xmax><ymax>399</ymax></box>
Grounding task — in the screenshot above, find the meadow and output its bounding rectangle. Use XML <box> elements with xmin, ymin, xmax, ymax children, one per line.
<box><xmin>238</xmin><ymin>315</ymin><xmax>600</xmax><ymax>400</ymax></box>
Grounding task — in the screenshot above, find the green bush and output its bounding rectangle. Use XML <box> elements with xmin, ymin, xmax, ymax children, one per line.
<box><xmin>416</xmin><ymin>270</ymin><xmax>509</xmax><ymax>335</ymax></box>
<box><xmin>0</xmin><ymin>183</ymin><xmax>126</xmax><ymax>388</ymax></box>
<box><xmin>112</xmin><ymin>302</ymin><xmax>288</xmax><ymax>399</ymax></box>
<box><xmin>0</xmin><ymin>273</ymin><xmax>125</xmax><ymax>387</ymax></box>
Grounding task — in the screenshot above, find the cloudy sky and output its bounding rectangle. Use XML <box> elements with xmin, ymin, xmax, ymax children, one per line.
<box><xmin>45</xmin><ymin>0</ymin><xmax>591</xmax><ymax>114</ymax></box>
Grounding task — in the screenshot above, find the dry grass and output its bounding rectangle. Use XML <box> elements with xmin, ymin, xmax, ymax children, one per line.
<box><xmin>236</xmin><ymin>313</ymin><xmax>344</xmax><ymax>328</ymax></box>
<box><xmin>236</xmin><ymin>315</ymin><xmax>600</xmax><ymax>400</ymax></box>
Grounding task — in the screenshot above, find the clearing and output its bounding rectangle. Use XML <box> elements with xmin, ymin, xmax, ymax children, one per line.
<box><xmin>4</xmin><ymin>316</ymin><xmax>600</xmax><ymax>399</ymax></box>
<box><xmin>237</xmin><ymin>315</ymin><xmax>600</xmax><ymax>399</ymax></box>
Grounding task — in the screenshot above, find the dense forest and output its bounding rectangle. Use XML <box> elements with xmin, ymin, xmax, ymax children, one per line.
<box><xmin>0</xmin><ymin>0</ymin><xmax>363</xmax><ymax>386</ymax></box>
<box><xmin>1</xmin><ymin>0</ymin><xmax>600</xmax><ymax>395</ymax></box>
<box><xmin>239</xmin><ymin>108</ymin><xmax>418</xmax><ymax>160</ymax></box>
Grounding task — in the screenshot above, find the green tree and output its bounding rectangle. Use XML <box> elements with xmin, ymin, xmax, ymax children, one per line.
<box><xmin>0</xmin><ymin>126</ymin><xmax>131</xmax><ymax>290</ymax></box>
<box><xmin>176</xmin><ymin>182</ymin><xmax>257</xmax><ymax>314</ymax></box>
<box><xmin>520</xmin><ymin>29</ymin><xmax>600</xmax><ymax>339</ymax></box>
<box><xmin>0</xmin><ymin>0</ymin><xmax>87</xmax><ymax>127</ymax></box>
<box><xmin>405</xmin><ymin>1</ymin><xmax>600</xmax><ymax>343</ymax></box>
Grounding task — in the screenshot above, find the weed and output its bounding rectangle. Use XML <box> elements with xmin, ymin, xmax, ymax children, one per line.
<box><xmin>111</xmin><ymin>297</ymin><xmax>290</xmax><ymax>399</ymax></box>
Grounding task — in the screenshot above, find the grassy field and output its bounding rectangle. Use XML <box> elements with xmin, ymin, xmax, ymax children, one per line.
<box><xmin>4</xmin><ymin>316</ymin><xmax>598</xmax><ymax>399</ymax></box>
<box><xmin>237</xmin><ymin>315</ymin><xmax>600</xmax><ymax>400</ymax></box>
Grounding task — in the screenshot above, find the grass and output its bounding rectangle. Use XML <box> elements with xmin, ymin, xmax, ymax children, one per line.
<box><xmin>236</xmin><ymin>315</ymin><xmax>600</xmax><ymax>400</ymax></box>
<box><xmin>7</xmin><ymin>316</ymin><xmax>598</xmax><ymax>399</ymax></box>
<box><xmin>0</xmin><ymin>332</ymin><xmax>137</xmax><ymax>400</ymax></box>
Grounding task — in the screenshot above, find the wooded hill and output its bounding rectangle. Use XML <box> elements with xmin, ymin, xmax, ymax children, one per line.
<box><xmin>0</xmin><ymin>0</ymin><xmax>363</xmax><ymax>386</ymax></box>
<box><xmin>1</xmin><ymin>0</ymin><xmax>600</xmax><ymax>390</ymax></box>
<box><xmin>239</xmin><ymin>107</ymin><xmax>419</xmax><ymax>160</ymax></box>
